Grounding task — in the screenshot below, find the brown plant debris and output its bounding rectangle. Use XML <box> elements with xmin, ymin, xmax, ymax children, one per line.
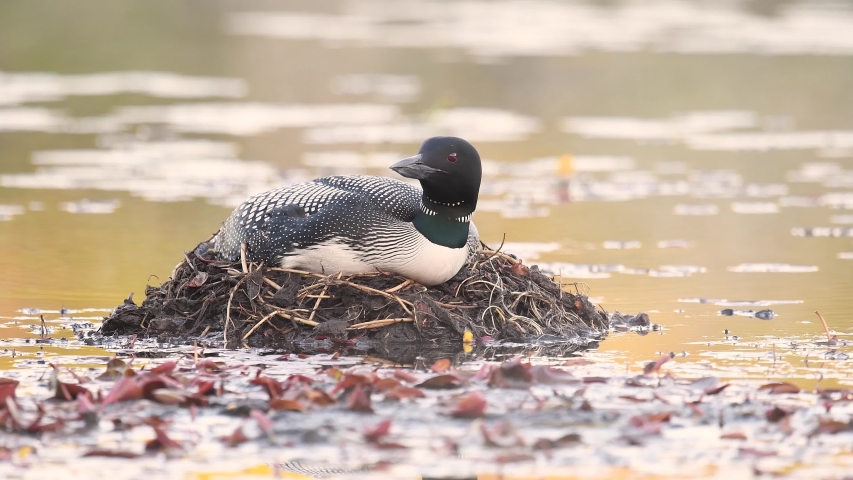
<box><xmin>101</xmin><ymin>242</ymin><xmax>611</xmax><ymax>347</ymax></box>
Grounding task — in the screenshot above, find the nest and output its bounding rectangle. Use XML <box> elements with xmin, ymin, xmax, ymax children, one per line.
<box><xmin>101</xmin><ymin>241</ymin><xmax>611</xmax><ymax>348</ymax></box>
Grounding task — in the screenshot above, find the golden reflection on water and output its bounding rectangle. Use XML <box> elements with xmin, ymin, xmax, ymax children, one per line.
<box><xmin>1</xmin><ymin>0</ymin><xmax>852</xmax><ymax>380</ymax></box>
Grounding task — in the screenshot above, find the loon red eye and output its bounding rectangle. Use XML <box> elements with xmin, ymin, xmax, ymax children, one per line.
<box><xmin>447</xmin><ymin>153</ymin><xmax>457</xmax><ymax>162</ymax></box>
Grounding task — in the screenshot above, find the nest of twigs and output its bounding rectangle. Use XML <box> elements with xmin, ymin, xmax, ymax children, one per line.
<box><xmin>101</xmin><ymin>241</ymin><xmax>610</xmax><ymax>348</ymax></box>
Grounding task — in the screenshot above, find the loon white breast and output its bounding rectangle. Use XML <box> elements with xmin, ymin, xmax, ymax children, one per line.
<box><xmin>213</xmin><ymin>136</ymin><xmax>482</xmax><ymax>286</ymax></box>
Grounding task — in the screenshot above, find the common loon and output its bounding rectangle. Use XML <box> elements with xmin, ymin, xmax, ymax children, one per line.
<box><xmin>213</xmin><ymin>136</ymin><xmax>482</xmax><ymax>286</ymax></box>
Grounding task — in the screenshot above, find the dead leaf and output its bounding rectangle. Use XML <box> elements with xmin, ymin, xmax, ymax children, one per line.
<box><xmin>759</xmin><ymin>382</ymin><xmax>800</xmax><ymax>394</ymax></box>
<box><xmin>393</xmin><ymin>370</ymin><xmax>418</xmax><ymax>384</ymax></box>
<box><xmin>385</xmin><ymin>386</ymin><xmax>425</xmax><ymax>401</ymax></box>
<box><xmin>451</xmin><ymin>391</ymin><xmax>487</xmax><ymax>418</ymax></box>
<box><xmin>643</xmin><ymin>354</ymin><xmax>671</xmax><ymax>375</ymax></box>
<box><xmin>721</xmin><ymin>432</ymin><xmax>747</xmax><ymax>440</ymax></box>
<box><xmin>374</xmin><ymin>378</ymin><xmax>402</xmax><ymax>391</ymax></box>
<box><xmin>149</xmin><ymin>361</ymin><xmax>178</xmax><ymax>375</ymax></box>
<box><xmin>187</xmin><ymin>271</ymin><xmax>209</xmax><ymax>288</ymax></box>
<box><xmin>0</xmin><ymin>378</ymin><xmax>19</xmax><ymax>404</ymax></box>
<box><xmin>251</xmin><ymin>376</ymin><xmax>285</xmax><ymax>399</ymax></box>
<box><xmin>431</xmin><ymin>358</ymin><xmax>452</xmax><ymax>373</ymax></box>
<box><xmin>562</xmin><ymin>358</ymin><xmax>594</xmax><ymax>366</ymax></box>
<box><xmin>347</xmin><ymin>385</ymin><xmax>374</xmax><ymax>413</ymax></box>
<box><xmin>221</xmin><ymin>425</ymin><xmax>249</xmax><ymax>447</ymax></box>
<box><xmin>529</xmin><ymin>366</ymin><xmax>579</xmax><ymax>385</ymax></box>
<box><xmin>418</xmin><ymin>374</ymin><xmax>466</xmax><ymax>390</ymax></box>
<box><xmin>250</xmin><ymin>409</ymin><xmax>274</xmax><ymax>439</ymax></box>
<box><xmin>82</xmin><ymin>449</ymin><xmax>141</xmax><ymax>458</ymax></box>
<box><xmin>364</xmin><ymin>418</ymin><xmax>392</xmax><ymax>442</ymax></box>
<box><xmin>270</xmin><ymin>398</ymin><xmax>306</xmax><ymax>412</ymax></box>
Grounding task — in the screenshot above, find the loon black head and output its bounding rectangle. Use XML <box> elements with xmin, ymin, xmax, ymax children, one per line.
<box><xmin>390</xmin><ymin>136</ymin><xmax>481</xmax><ymax>215</ymax></box>
<box><xmin>391</xmin><ymin>137</ymin><xmax>481</xmax><ymax>249</ymax></box>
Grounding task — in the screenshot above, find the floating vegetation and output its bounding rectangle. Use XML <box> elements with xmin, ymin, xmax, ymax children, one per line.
<box><xmin>59</xmin><ymin>198</ymin><xmax>121</xmax><ymax>215</ymax></box>
<box><xmin>101</xmin><ymin>243</ymin><xmax>611</xmax><ymax>350</ymax></box>
<box><xmin>720</xmin><ymin>308</ymin><xmax>775</xmax><ymax>320</ymax></box>
<box><xmin>728</xmin><ymin>263</ymin><xmax>819</xmax><ymax>273</ymax></box>
<box><xmin>674</xmin><ymin>203</ymin><xmax>718</xmax><ymax>215</ymax></box>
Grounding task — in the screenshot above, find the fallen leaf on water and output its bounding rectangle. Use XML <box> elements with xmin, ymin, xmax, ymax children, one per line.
<box><xmin>431</xmin><ymin>358</ymin><xmax>451</xmax><ymax>373</ymax></box>
<box><xmin>643</xmin><ymin>354</ymin><xmax>671</xmax><ymax>375</ymax></box>
<box><xmin>97</xmin><ymin>358</ymin><xmax>129</xmax><ymax>381</ymax></box>
<box><xmin>480</xmin><ymin>421</ymin><xmax>523</xmax><ymax>448</ymax></box>
<box><xmin>221</xmin><ymin>425</ymin><xmax>249</xmax><ymax>447</ymax></box>
<box><xmin>766</xmin><ymin>405</ymin><xmax>794</xmax><ymax>423</ymax></box>
<box><xmin>704</xmin><ymin>384</ymin><xmax>730</xmax><ymax>395</ymax></box>
<box><xmin>721</xmin><ymin>432</ymin><xmax>747</xmax><ymax>440</ymax></box>
<box><xmin>374</xmin><ymin>378</ymin><xmax>402</xmax><ymax>391</ymax></box>
<box><xmin>146</xmin><ymin>424</ymin><xmax>183</xmax><ymax>452</ymax></box>
<box><xmin>82</xmin><ymin>449</ymin><xmax>141</xmax><ymax>458</ymax></box>
<box><xmin>149</xmin><ymin>361</ymin><xmax>178</xmax><ymax>375</ymax></box>
<box><xmin>270</xmin><ymin>398</ymin><xmax>306</xmax><ymax>412</ymax></box>
<box><xmin>562</xmin><ymin>358</ymin><xmax>595</xmax><ymax>366</ymax></box>
<box><xmin>305</xmin><ymin>388</ymin><xmax>337</xmax><ymax>406</ymax></box>
<box><xmin>393</xmin><ymin>370</ymin><xmax>418</xmax><ymax>384</ymax></box>
<box><xmin>250</xmin><ymin>409</ymin><xmax>275</xmax><ymax>439</ymax></box>
<box><xmin>385</xmin><ymin>386</ymin><xmax>425</xmax><ymax>401</ymax></box>
<box><xmin>451</xmin><ymin>391</ymin><xmax>487</xmax><ymax>418</ymax></box>
<box><xmin>532</xmin><ymin>433</ymin><xmax>582</xmax><ymax>450</ymax></box>
<box><xmin>0</xmin><ymin>378</ymin><xmax>19</xmax><ymax>404</ymax></box>
<box><xmin>417</xmin><ymin>374</ymin><xmax>466</xmax><ymax>390</ymax></box>
<box><xmin>529</xmin><ymin>366</ymin><xmax>580</xmax><ymax>385</ymax></box>
<box><xmin>363</xmin><ymin>418</ymin><xmax>392</xmax><ymax>442</ymax></box>
<box><xmin>759</xmin><ymin>382</ymin><xmax>800</xmax><ymax>394</ymax></box>
<box><xmin>250</xmin><ymin>376</ymin><xmax>285</xmax><ymax>399</ymax></box>
<box><xmin>814</xmin><ymin>419</ymin><xmax>853</xmax><ymax>434</ymax></box>
<box><xmin>333</xmin><ymin>373</ymin><xmax>374</xmax><ymax>393</ymax></box>
<box><xmin>101</xmin><ymin>376</ymin><xmax>144</xmax><ymax>406</ymax></box>
<box><xmin>150</xmin><ymin>388</ymin><xmax>187</xmax><ymax>405</ymax></box>
<box><xmin>347</xmin><ymin>385</ymin><xmax>374</xmax><ymax>413</ymax></box>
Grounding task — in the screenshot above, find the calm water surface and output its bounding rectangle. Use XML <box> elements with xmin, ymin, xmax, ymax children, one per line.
<box><xmin>1</xmin><ymin>0</ymin><xmax>852</xmax><ymax>384</ymax></box>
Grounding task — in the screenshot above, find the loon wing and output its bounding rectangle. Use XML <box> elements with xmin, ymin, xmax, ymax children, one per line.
<box><xmin>215</xmin><ymin>176</ymin><xmax>421</xmax><ymax>262</ymax></box>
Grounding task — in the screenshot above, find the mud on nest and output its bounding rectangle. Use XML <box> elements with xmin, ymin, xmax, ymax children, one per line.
<box><xmin>101</xmin><ymin>242</ymin><xmax>612</xmax><ymax>347</ymax></box>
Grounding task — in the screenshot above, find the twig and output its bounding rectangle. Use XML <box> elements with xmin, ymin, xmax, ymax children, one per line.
<box><xmin>481</xmin><ymin>249</ymin><xmax>521</xmax><ymax>265</ymax></box>
<box><xmin>328</xmin><ymin>278</ymin><xmax>414</xmax><ymax>315</ymax></box>
<box><xmin>348</xmin><ymin>318</ymin><xmax>413</xmax><ymax>330</ymax></box>
<box><xmin>240</xmin><ymin>242</ymin><xmax>248</xmax><ymax>274</ymax></box>
<box><xmin>273</xmin><ymin>309</ymin><xmax>318</xmax><ymax>327</ymax></box>
<box><xmin>308</xmin><ymin>273</ymin><xmax>338</xmax><ymax>324</ymax></box>
<box><xmin>242</xmin><ymin>311</ymin><xmax>277</xmax><ymax>340</ymax></box>
<box><xmin>385</xmin><ymin>279</ymin><xmax>412</xmax><ymax>293</ymax></box>
<box><xmin>815</xmin><ymin>310</ymin><xmax>832</xmax><ymax>342</ymax></box>
<box><xmin>223</xmin><ymin>275</ymin><xmax>247</xmax><ymax>346</ymax></box>
<box><xmin>263</xmin><ymin>277</ymin><xmax>282</xmax><ymax>291</ymax></box>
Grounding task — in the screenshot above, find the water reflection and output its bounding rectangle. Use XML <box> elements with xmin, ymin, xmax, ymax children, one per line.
<box><xmin>0</xmin><ymin>0</ymin><xmax>852</xmax><ymax>385</ymax></box>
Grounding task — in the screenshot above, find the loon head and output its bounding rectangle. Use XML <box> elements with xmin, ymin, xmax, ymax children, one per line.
<box><xmin>390</xmin><ymin>136</ymin><xmax>481</xmax><ymax>214</ymax></box>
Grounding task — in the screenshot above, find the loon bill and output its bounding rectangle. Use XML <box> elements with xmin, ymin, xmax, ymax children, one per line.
<box><xmin>213</xmin><ymin>136</ymin><xmax>482</xmax><ymax>286</ymax></box>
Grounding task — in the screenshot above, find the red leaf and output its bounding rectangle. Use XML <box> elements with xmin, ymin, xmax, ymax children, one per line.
<box><xmin>385</xmin><ymin>386</ymin><xmax>425</xmax><ymax>401</ymax></box>
<box><xmin>704</xmin><ymin>384</ymin><xmax>730</xmax><ymax>395</ymax></box>
<box><xmin>529</xmin><ymin>366</ymin><xmax>579</xmax><ymax>385</ymax></box>
<box><xmin>149</xmin><ymin>361</ymin><xmax>177</xmax><ymax>375</ymax></box>
<box><xmin>332</xmin><ymin>373</ymin><xmax>374</xmax><ymax>394</ymax></box>
<box><xmin>146</xmin><ymin>424</ymin><xmax>183</xmax><ymax>452</ymax></box>
<box><xmin>364</xmin><ymin>418</ymin><xmax>392</xmax><ymax>442</ymax></box>
<box><xmin>270</xmin><ymin>398</ymin><xmax>306</xmax><ymax>412</ymax></box>
<box><xmin>0</xmin><ymin>378</ymin><xmax>19</xmax><ymax>404</ymax></box>
<box><xmin>221</xmin><ymin>425</ymin><xmax>249</xmax><ymax>447</ymax></box>
<box><xmin>374</xmin><ymin>378</ymin><xmax>402</xmax><ymax>391</ymax></box>
<box><xmin>451</xmin><ymin>391</ymin><xmax>487</xmax><ymax>418</ymax></box>
<box><xmin>417</xmin><ymin>374</ymin><xmax>465</xmax><ymax>390</ymax></box>
<box><xmin>305</xmin><ymin>388</ymin><xmax>337</xmax><ymax>406</ymax></box>
<box><xmin>251</xmin><ymin>376</ymin><xmax>285</xmax><ymax>399</ymax></box>
<box><xmin>250</xmin><ymin>409</ymin><xmax>274</xmax><ymax>437</ymax></box>
<box><xmin>766</xmin><ymin>405</ymin><xmax>794</xmax><ymax>422</ymax></box>
<box><xmin>393</xmin><ymin>370</ymin><xmax>418</xmax><ymax>384</ymax></box>
<box><xmin>102</xmin><ymin>376</ymin><xmax>144</xmax><ymax>406</ymax></box>
<box><xmin>759</xmin><ymin>382</ymin><xmax>800</xmax><ymax>394</ymax></box>
<box><xmin>83</xmin><ymin>449</ymin><xmax>141</xmax><ymax>458</ymax></box>
<box><xmin>721</xmin><ymin>432</ymin><xmax>747</xmax><ymax>440</ymax></box>
<box><xmin>431</xmin><ymin>358</ymin><xmax>451</xmax><ymax>373</ymax></box>
<box><xmin>347</xmin><ymin>385</ymin><xmax>374</xmax><ymax>413</ymax></box>
<box><xmin>815</xmin><ymin>419</ymin><xmax>853</xmax><ymax>434</ymax></box>
<box><xmin>55</xmin><ymin>381</ymin><xmax>93</xmax><ymax>402</ymax></box>
<box><xmin>643</xmin><ymin>354</ymin><xmax>671</xmax><ymax>375</ymax></box>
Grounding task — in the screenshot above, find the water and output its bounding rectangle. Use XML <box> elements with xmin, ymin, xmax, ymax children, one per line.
<box><xmin>1</xmin><ymin>0</ymin><xmax>852</xmax><ymax>384</ymax></box>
